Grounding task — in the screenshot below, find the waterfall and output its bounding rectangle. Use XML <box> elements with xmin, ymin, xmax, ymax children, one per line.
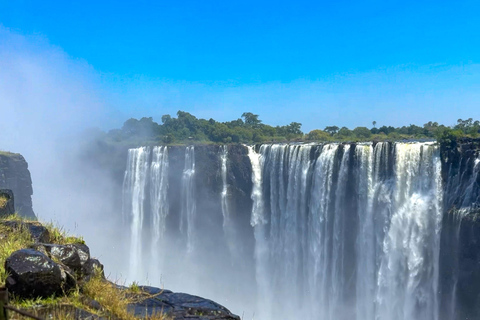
<box><xmin>121</xmin><ymin>142</ymin><xmax>450</xmax><ymax>320</ymax></box>
<box><xmin>123</xmin><ymin>147</ymin><xmax>151</xmax><ymax>280</ymax></box>
<box><xmin>247</xmin><ymin>145</ymin><xmax>270</xmax><ymax>319</ymax></box>
<box><xmin>149</xmin><ymin>146</ymin><xmax>169</xmax><ymax>274</ymax></box>
<box><xmin>180</xmin><ymin>146</ymin><xmax>196</xmax><ymax>253</ymax></box>
<box><xmin>220</xmin><ymin>145</ymin><xmax>230</xmax><ymax>228</ymax></box>
<box><xmin>248</xmin><ymin>142</ymin><xmax>443</xmax><ymax>320</ymax></box>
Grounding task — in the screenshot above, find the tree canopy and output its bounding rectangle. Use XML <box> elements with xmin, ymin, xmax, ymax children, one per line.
<box><xmin>99</xmin><ymin>111</ymin><xmax>480</xmax><ymax>146</ymax></box>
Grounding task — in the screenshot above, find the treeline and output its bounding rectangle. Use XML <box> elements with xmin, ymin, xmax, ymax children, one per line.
<box><xmin>308</xmin><ymin>118</ymin><xmax>480</xmax><ymax>142</ymax></box>
<box><xmin>105</xmin><ymin>111</ymin><xmax>302</xmax><ymax>145</ymax></box>
<box><xmin>101</xmin><ymin>111</ymin><xmax>480</xmax><ymax>145</ymax></box>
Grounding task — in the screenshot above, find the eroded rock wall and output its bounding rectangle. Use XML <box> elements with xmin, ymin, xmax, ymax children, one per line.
<box><xmin>0</xmin><ymin>152</ymin><xmax>35</xmax><ymax>219</ymax></box>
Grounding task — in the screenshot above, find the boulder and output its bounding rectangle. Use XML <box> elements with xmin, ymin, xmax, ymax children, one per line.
<box><xmin>0</xmin><ymin>189</ymin><xmax>15</xmax><ymax>217</ymax></box>
<box><xmin>42</xmin><ymin>244</ymin><xmax>89</xmax><ymax>273</ymax></box>
<box><xmin>2</xmin><ymin>220</ymin><xmax>50</xmax><ymax>243</ymax></box>
<box><xmin>81</xmin><ymin>258</ymin><xmax>105</xmax><ymax>282</ymax></box>
<box><xmin>129</xmin><ymin>286</ymin><xmax>241</xmax><ymax>320</ymax></box>
<box><xmin>5</xmin><ymin>249</ymin><xmax>66</xmax><ymax>298</ymax></box>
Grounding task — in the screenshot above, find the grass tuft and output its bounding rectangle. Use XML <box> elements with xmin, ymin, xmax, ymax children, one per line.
<box><xmin>0</xmin><ymin>221</ymin><xmax>34</xmax><ymax>283</ymax></box>
<box><xmin>44</xmin><ymin>222</ymin><xmax>85</xmax><ymax>245</ymax></box>
<box><xmin>0</xmin><ymin>195</ymin><xmax>8</xmax><ymax>209</ymax></box>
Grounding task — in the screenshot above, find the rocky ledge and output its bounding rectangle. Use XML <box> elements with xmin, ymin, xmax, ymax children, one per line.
<box><xmin>1</xmin><ymin>218</ymin><xmax>240</xmax><ymax>320</ymax></box>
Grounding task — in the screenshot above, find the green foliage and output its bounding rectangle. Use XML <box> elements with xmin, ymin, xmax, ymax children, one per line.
<box><xmin>101</xmin><ymin>111</ymin><xmax>304</xmax><ymax>145</ymax></box>
<box><xmin>45</xmin><ymin>222</ymin><xmax>85</xmax><ymax>245</ymax></box>
<box><xmin>307</xmin><ymin>129</ymin><xmax>330</xmax><ymax>141</ymax></box>
<box><xmin>352</xmin><ymin>127</ymin><xmax>372</xmax><ymax>139</ymax></box>
<box><xmin>98</xmin><ymin>112</ymin><xmax>480</xmax><ymax>146</ymax></box>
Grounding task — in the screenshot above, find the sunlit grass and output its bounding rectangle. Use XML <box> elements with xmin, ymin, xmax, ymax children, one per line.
<box><xmin>0</xmin><ymin>219</ymin><xmax>34</xmax><ymax>283</ymax></box>
<box><xmin>44</xmin><ymin>222</ymin><xmax>85</xmax><ymax>245</ymax></box>
<box><xmin>0</xmin><ymin>195</ymin><xmax>8</xmax><ymax>209</ymax></box>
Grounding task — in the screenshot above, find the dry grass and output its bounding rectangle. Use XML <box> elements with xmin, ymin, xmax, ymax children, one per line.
<box><xmin>0</xmin><ymin>221</ymin><xmax>34</xmax><ymax>283</ymax></box>
<box><xmin>0</xmin><ymin>195</ymin><xmax>8</xmax><ymax>209</ymax></box>
<box><xmin>44</xmin><ymin>222</ymin><xmax>85</xmax><ymax>245</ymax></box>
<box><xmin>83</xmin><ymin>272</ymin><xmax>169</xmax><ymax>320</ymax></box>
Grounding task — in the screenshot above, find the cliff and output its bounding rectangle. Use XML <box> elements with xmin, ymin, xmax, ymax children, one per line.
<box><xmin>0</xmin><ymin>152</ymin><xmax>35</xmax><ymax>219</ymax></box>
<box><xmin>440</xmin><ymin>138</ymin><xmax>480</xmax><ymax>320</ymax></box>
<box><xmin>96</xmin><ymin>140</ymin><xmax>480</xmax><ymax>319</ymax></box>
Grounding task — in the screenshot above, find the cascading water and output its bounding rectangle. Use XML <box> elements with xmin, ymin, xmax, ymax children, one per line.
<box><xmin>123</xmin><ymin>147</ymin><xmax>150</xmax><ymax>280</ymax></box>
<box><xmin>220</xmin><ymin>145</ymin><xmax>230</xmax><ymax>229</ymax></box>
<box><xmin>180</xmin><ymin>146</ymin><xmax>196</xmax><ymax>254</ymax></box>
<box><xmin>149</xmin><ymin>146</ymin><xmax>169</xmax><ymax>275</ymax></box>
<box><xmin>122</xmin><ymin>146</ymin><xmax>169</xmax><ymax>281</ymax></box>
<box><xmin>248</xmin><ymin>142</ymin><xmax>443</xmax><ymax>320</ymax></box>
<box><xmin>122</xmin><ymin>142</ymin><xmax>456</xmax><ymax>320</ymax></box>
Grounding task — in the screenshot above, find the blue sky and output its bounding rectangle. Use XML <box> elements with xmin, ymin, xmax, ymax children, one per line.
<box><xmin>1</xmin><ymin>0</ymin><xmax>480</xmax><ymax>132</ymax></box>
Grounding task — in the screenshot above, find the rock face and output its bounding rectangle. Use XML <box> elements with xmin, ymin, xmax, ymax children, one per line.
<box><xmin>0</xmin><ymin>152</ymin><xmax>35</xmax><ymax>219</ymax></box>
<box><xmin>440</xmin><ymin>138</ymin><xmax>480</xmax><ymax>320</ymax></box>
<box><xmin>0</xmin><ymin>189</ymin><xmax>15</xmax><ymax>217</ymax></box>
<box><xmin>129</xmin><ymin>286</ymin><xmax>241</xmax><ymax>320</ymax></box>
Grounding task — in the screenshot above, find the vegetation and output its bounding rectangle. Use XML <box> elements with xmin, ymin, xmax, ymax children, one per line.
<box><xmin>99</xmin><ymin>111</ymin><xmax>305</xmax><ymax>146</ymax></box>
<box><xmin>0</xmin><ymin>195</ymin><xmax>8</xmax><ymax>209</ymax></box>
<box><xmin>94</xmin><ymin>111</ymin><xmax>480</xmax><ymax>146</ymax></box>
<box><xmin>0</xmin><ymin>214</ymin><xmax>169</xmax><ymax>320</ymax></box>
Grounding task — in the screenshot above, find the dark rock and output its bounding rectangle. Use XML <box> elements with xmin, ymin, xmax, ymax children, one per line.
<box><xmin>43</xmin><ymin>244</ymin><xmax>85</xmax><ymax>272</ymax></box>
<box><xmin>2</xmin><ymin>220</ymin><xmax>50</xmax><ymax>243</ymax></box>
<box><xmin>82</xmin><ymin>258</ymin><xmax>105</xmax><ymax>281</ymax></box>
<box><xmin>440</xmin><ymin>138</ymin><xmax>480</xmax><ymax>320</ymax></box>
<box><xmin>27</xmin><ymin>223</ymin><xmax>51</xmax><ymax>243</ymax></box>
<box><xmin>129</xmin><ymin>286</ymin><xmax>240</xmax><ymax>320</ymax></box>
<box><xmin>0</xmin><ymin>189</ymin><xmax>15</xmax><ymax>217</ymax></box>
<box><xmin>0</xmin><ymin>152</ymin><xmax>35</xmax><ymax>219</ymax></box>
<box><xmin>5</xmin><ymin>249</ymin><xmax>65</xmax><ymax>298</ymax></box>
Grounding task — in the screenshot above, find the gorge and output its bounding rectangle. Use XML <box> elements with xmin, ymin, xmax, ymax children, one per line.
<box><xmin>120</xmin><ymin>140</ymin><xmax>480</xmax><ymax>320</ymax></box>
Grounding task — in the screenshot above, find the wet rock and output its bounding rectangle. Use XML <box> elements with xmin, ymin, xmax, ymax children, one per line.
<box><xmin>5</xmin><ymin>249</ymin><xmax>65</xmax><ymax>298</ymax></box>
<box><xmin>0</xmin><ymin>189</ymin><xmax>15</xmax><ymax>217</ymax></box>
<box><xmin>129</xmin><ymin>286</ymin><xmax>241</xmax><ymax>320</ymax></box>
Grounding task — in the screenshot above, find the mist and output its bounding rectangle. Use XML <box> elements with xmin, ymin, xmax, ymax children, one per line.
<box><xmin>0</xmin><ymin>27</ymin><xmax>126</xmax><ymax>275</ymax></box>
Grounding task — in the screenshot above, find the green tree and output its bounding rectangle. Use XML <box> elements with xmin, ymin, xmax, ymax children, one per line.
<box><xmin>335</xmin><ymin>127</ymin><xmax>352</xmax><ymax>139</ymax></box>
<box><xmin>353</xmin><ymin>127</ymin><xmax>372</xmax><ymax>139</ymax></box>
<box><xmin>307</xmin><ymin>129</ymin><xmax>330</xmax><ymax>141</ymax></box>
<box><xmin>241</xmin><ymin>112</ymin><xmax>262</xmax><ymax>128</ymax></box>
<box><xmin>324</xmin><ymin>126</ymin><xmax>339</xmax><ymax>136</ymax></box>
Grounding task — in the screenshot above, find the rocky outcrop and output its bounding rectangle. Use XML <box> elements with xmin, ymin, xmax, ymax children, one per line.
<box><xmin>2</xmin><ymin>218</ymin><xmax>241</xmax><ymax>320</ymax></box>
<box><xmin>129</xmin><ymin>286</ymin><xmax>240</xmax><ymax>320</ymax></box>
<box><xmin>0</xmin><ymin>152</ymin><xmax>35</xmax><ymax>219</ymax></box>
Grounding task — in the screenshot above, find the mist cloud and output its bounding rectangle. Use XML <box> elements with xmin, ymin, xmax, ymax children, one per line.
<box><xmin>0</xmin><ymin>27</ymin><xmax>122</xmax><ymax>269</ymax></box>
